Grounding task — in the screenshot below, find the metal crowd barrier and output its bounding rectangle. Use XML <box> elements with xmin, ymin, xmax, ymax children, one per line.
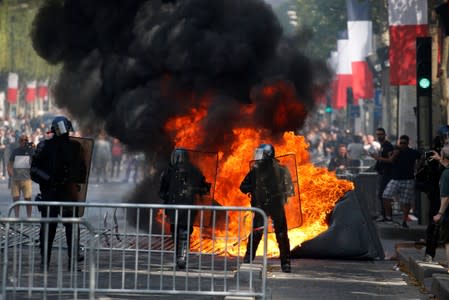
<box><xmin>7</xmin><ymin>201</ymin><xmax>268</xmax><ymax>299</ymax></box>
<box><xmin>0</xmin><ymin>217</ymin><xmax>98</xmax><ymax>300</ymax></box>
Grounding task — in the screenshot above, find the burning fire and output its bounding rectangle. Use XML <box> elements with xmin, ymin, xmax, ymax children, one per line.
<box><xmin>164</xmin><ymin>95</ymin><xmax>353</xmax><ymax>258</ymax></box>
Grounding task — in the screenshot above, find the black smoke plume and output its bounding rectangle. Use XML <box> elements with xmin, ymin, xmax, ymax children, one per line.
<box><xmin>31</xmin><ymin>0</ymin><xmax>332</xmax><ymax>210</ymax></box>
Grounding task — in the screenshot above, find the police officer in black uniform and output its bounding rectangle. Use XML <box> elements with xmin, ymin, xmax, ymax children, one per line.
<box><xmin>240</xmin><ymin>144</ymin><xmax>294</xmax><ymax>273</ymax></box>
<box><xmin>30</xmin><ymin>116</ymin><xmax>87</xmax><ymax>270</ymax></box>
<box><xmin>159</xmin><ymin>148</ymin><xmax>210</xmax><ymax>269</ymax></box>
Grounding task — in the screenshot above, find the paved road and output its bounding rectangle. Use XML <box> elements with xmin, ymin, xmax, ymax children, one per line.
<box><xmin>0</xmin><ymin>179</ymin><xmax>430</xmax><ymax>299</ymax></box>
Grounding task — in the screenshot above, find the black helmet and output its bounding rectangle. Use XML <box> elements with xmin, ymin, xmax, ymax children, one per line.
<box><xmin>438</xmin><ymin>125</ymin><xmax>449</xmax><ymax>145</ymax></box>
<box><xmin>51</xmin><ymin>116</ymin><xmax>73</xmax><ymax>136</ymax></box>
<box><xmin>254</xmin><ymin>144</ymin><xmax>275</xmax><ymax>160</ymax></box>
<box><xmin>170</xmin><ymin>148</ymin><xmax>189</xmax><ymax>165</ymax></box>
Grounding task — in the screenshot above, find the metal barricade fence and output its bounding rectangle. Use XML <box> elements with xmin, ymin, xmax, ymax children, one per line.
<box><xmin>8</xmin><ymin>201</ymin><xmax>268</xmax><ymax>299</ymax></box>
<box><xmin>0</xmin><ymin>217</ymin><xmax>98</xmax><ymax>300</ymax></box>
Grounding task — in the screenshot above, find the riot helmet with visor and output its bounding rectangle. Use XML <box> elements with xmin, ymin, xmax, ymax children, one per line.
<box><xmin>170</xmin><ymin>148</ymin><xmax>189</xmax><ymax>166</ymax></box>
<box><xmin>253</xmin><ymin>144</ymin><xmax>275</xmax><ymax>161</ymax></box>
<box><xmin>51</xmin><ymin>116</ymin><xmax>73</xmax><ymax>136</ymax></box>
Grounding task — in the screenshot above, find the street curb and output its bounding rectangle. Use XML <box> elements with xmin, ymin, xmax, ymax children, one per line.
<box><xmin>396</xmin><ymin>245</ymin><xmax>449</xmax><ymax>299</ymax></box>
<box><xmin>377</xmin><ymin>223</ymin><xmax>426</xmax><ymax>240</ymax></box>
<box><xmin>432</xmin><ymin>274</ymin><xmax>449</xmax><ymax>300</ymax></box>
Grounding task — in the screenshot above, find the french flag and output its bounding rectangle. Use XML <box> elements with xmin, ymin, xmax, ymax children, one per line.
<box><xmin>388</xmin><ymin>0</ymin><xmax>428</xmax><ymax>85</ymax></box>
<box><xmin>37</xmin><ymin>79</ymin><xmax>49</xmax><ymax>101</ymax></box>
<box><xmin>346</xmin><ymin>0</ymin><xmax>374</xmax><ymax>102</ymax></box>
<box><xmin>25</xmin><ymin>80</ymin><xmax>37</xmax><ymax>103</ymax></box>
<box><xmin>7</xmin><ymin>73</ymin><xmax>18</xmax><ymax>104</ymax></box>
<box><xmin>332</xmin><ymin>31</ymin><xmax>353</xmax><ymax>109</ymax></box>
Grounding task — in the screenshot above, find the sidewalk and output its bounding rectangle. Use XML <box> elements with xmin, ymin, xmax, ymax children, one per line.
<box><xmin>378</xmin><ymin>218</ymin><xmax>449</xmax><ymax>299</ymax></box>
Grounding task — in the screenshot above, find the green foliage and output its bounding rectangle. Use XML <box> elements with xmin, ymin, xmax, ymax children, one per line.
<box><xmin>272</xmin><ymin>0</ymin><xmax>389</xmax><ymax>60</ymax></box>
<box><xmin>0</xmin><ymin>0</ymin><xmax>391</xmax><ymax>79</ymax></box>
<box><xmin>0</xmin><ymin>0</ymin><xmax>59</xmax><ymax>80</ymax></box>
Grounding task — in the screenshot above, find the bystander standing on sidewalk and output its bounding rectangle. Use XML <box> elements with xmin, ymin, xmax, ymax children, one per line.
<box><xmin>0</xmin><ymin>127</ymin><xmax>10</xmax><ymax>180</ymax></box>
<box><xmin>371</xmin><ymin>128</ymin><xmax>394</xmax><ymax>222</ymax></box>
<box><xmin>416</xmin><ymin>127</ymin><xmax>449</xmax><ymax>263</ymax></box>
<box><xmin>372</xmin><ymin>135</ymin><xmax>420</xmax><ymax>228</ymax></box>
<box><xmin>431</xmin><ymin>145</ymin><xmax>449</xmax><ymax>272</ymax></box>
<box><xmin>7</xmin><ymin>134</ymin><xmax>34</xmax><ymax>217</ymax></box>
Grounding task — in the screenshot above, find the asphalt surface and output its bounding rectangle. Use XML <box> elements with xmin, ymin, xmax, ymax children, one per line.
<box><xmin>0</xmin><ymin>177</ymin><xmax>441</xmax><ymax>299</ymax></box>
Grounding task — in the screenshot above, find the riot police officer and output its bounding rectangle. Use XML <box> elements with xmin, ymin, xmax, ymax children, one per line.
<box><xmin>30</xmin><ymin>116</ymin><xmax>87</xmax><ymax>270</ymax></box>
<box><xmin>240</xmin><ymin>144</ymin><xmax>294</xmax><ymax>273</ymax></box>
<box><xmin>159</xmin><ymin>148</ymin><xmax>211</xmax><ymax>269</ymax></box>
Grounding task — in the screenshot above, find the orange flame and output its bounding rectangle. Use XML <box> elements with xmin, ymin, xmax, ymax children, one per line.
<box><xmin>163</xmin><ymin>95</ymin><xmax>353</xmax><ymax>257</ymax></box>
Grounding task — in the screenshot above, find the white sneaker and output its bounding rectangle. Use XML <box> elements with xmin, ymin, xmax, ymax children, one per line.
<box><xmin>375</xmin><ymin>216</ymin><xmax>385</xmax><ymax>222</ymax></box>
<box><xmin>408</xmin><ymin>214</ymin><xmax>418</xmax><ymax>221</ymax></box>
<box><xmin>422</xmin><ymin>254</ymin><xmax>435</xmax><ymax>264</ymax></box>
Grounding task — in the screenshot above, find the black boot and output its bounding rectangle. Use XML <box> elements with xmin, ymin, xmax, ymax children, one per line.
<box><xmin>281</xmin><ymin>263</ymin><xmax>291</xmax><ymax>273</ymax></box>
<box><xmin>176</xmin><ymin>240</ymin><xmax>187</xmax><ymax>269</ymax></box>
<box><xmin>243</xmin><ymin>231</ymin><xmax>263</xmax><ymax>263</ymax></box>
<box><xmin>243</xmin><ymin>252</ymin><xmax>251</xmax><ymax>264</ymax></box>
<box><xmin>277</xmin><ymin>231</ymin><xmax>291</xmax><ymax>273</ymax></box>
<box><xmin>175</xmin><ymin>229</ymin><xmax>189</xmax><ymax>269</ymax></box>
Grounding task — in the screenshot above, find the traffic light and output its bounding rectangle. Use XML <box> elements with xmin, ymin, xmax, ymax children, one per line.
<box><xmin>416</xmin><ymin>37</ymin><xmax>431</xmax><ymax>97</ymax></box>
<box><xmin>416</xmin><ymin>36</ymin><xmax>432</xmax><ymax>149</ymax></box>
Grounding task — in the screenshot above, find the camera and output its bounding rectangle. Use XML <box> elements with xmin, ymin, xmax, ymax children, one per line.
<box><xmin>25</xmin><ymin>142</ymin><xmax>35</xmax><ymax>150</ymax></box>
<box><xmin>424</xmin><ymin>151</ymin><xmax>434</xmax><ymax>160</ymax></box>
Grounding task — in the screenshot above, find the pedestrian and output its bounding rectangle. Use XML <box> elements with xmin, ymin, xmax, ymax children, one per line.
<box><xmin>7</xmin><ymin>134</ymin><xmax>34</xmax><ymax>217</ymax></box>
<box><xmin>417</xmin><ymin>125</ymin><xmax>449</xmax><ymax>262</ymax></box>
<box><xmin>324</xmin><ymin>130</ymin><xmax>338</xmax><ymax>159</ymax></box>
<box><xmin>363</xmin><ymin>134</ymin><xmax>381</xmax><ymax>154</ymax></box>
<box><xmin>240</xmin><ymin>144</ymin><xmax>294</xmax><ymax>273</ymax></box>
<box><xmin>371</xmin><ymin>128</ymin><xmax>394</xmax><ymax>222</ymax></box>
<box><xmin>30</xmin><ymin>116</ymin><xmax>88</xmax><ymax>271</ymax></box>
<box><xmin>415</xmin><ymin>125</ymin><xmax>449</xmax><ymax>263</ymax></box>
<box><xmin>0</xmin><ymin>127</ymin><xmax>11</xmax><ymax>179</ymax></box>
<box><xmin>373</xmin><ymin>135</ymin><xmax>421</xmax><ymax>228</ymax></box>
<box><xmin>431</xmin><ymin>145</ymin><xmax>449</xmax><ymax>271</ymax></box>
<box><xmin>328</xmin><ymin>144</ymin><xmax>351</xmax><ymax>174</ymax></box>
<box><xmin>347</xmin><ymin>134</ymin><xmax>365</xmax><ymax>174</ymax></box>
<box><xmin>92</xmin><ymin>132</ymin><xmax>111</xmax><ymax>183</ymax></box>
<box><xmin>110</xmin><ymin>138</ymin><xmax>123</xmax><ymax>179</ymax></box>
<box><xmin>123</xmin><ymin>153</ymin><xmax>145</xmax><ymax>183</ymax></box>
<box><xmin>159</xmin><ymin>148</ymin><xmax>211</xmax><ymax>269</ymax></box>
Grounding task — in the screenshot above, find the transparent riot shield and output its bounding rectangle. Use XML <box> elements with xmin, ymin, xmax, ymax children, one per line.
<box><xmin>69</xmin><ymin>136</ymin><xmax>94</xmax><ymax>217</ymax></box>
<box><xmin>276</xmin><ymin>153</ymin><xmax>302</xmax><ymax>230</ymax></box>
<box><xmin>248</xmin><ymin>154</ymin><xmax>303</xmax><ymax>232</ymax></box>
<box><xmin>178</xmin><ymin>149</ymin><xmax>218</xmax><ymax>227</ymax></box>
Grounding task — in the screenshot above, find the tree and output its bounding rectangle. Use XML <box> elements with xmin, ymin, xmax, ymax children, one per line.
<box><xmin>0</xmin><ymin>0</ymin><xmax>58</xmax><ymax>81</ymax></box>
<box><xmin>272</xmin><ymin>0</ymin><xmax>389</xmax><ymax>60</ymax></box>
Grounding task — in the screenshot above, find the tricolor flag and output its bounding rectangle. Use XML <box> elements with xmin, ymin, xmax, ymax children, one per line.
<box><xmin>346</xmin><ymin>0</ymin><xmax>374</xmax><ymax>102</ymax></box>
<box><xmin>25</xmin><ymin>80</ymin><xmax>37</xmax><ymax>103</ymax></box>
<box><xmin>388</xmin><ymin>0</ymin><xmax>428</xmax><ymax>85</ymax></box>
<box><xmin>332</xmin><ymin>31</ymin><xmax>353</xmax><ymax>109</ymax></box>
<box><xmin>0</xmin><ymin>92</ymin><xmax>5</xmax><ymax>118</ymax></box>
<box><xmin>7</xmin><ymin>73</ymin><xmax>18</xmax><ymax>104</ymax></box>
<box><xmin>37</xmin><ymin>79</ymin><xmax>49</xmax><ymax>101</ymax></box>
